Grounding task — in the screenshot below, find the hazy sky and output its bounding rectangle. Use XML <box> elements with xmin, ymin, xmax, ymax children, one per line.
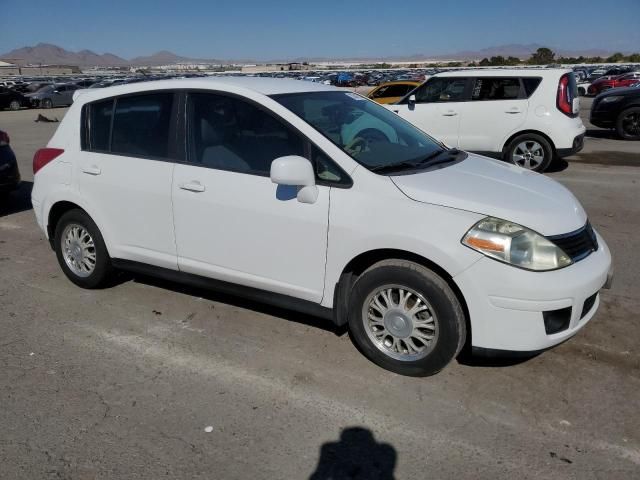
<box><xmin>2</xmin><ymin>0</ymin><xmax>639</xmax><ymax>59</ymax></box>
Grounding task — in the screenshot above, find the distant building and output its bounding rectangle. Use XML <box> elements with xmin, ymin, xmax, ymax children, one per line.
<box><xmin>241</xmin><ymin>63</ymin><xmax>311</xmax><ymax>73</ymax></box>
<box><xmin>0</xmin><ymin>61</ymin><xmax>81</xmax><ymax>76</ymax></box>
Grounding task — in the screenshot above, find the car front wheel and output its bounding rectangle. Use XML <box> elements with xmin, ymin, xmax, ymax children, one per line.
<box><xmin>54</xmin><ymin>209</ymin><xmax>114</xmax><ymax>289</ymax></box>
<box><xmin>616</xmin><ymin>107</ymin><xmax>640</xmax><ymax>140</ymax></box>
<box><xmin>348</xmin><ymin>260</ymin><xmax>466</xmax><ymax>376</ymax></box>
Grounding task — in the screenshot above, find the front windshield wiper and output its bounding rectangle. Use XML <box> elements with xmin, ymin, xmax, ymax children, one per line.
<box><xmin>369</xmin><ymin>148</ymin><xmax>463</xmax><ymax>174</ymax></box>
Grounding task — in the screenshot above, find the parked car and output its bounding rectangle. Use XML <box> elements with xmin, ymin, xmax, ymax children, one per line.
<box><xmin>31</xmin><ymin>78</ymin><xmax>612</xmax><ymax>376</ymax></box>
<box><xmin>577</xmin><ymin>81</ymin><xmax>591</xmax><ymax>96</ymax></box>
<box><xmin>0</xmin><ymin>130</ymin><xmax>21</xmax><ymax>196</ymax></box>
<box><xmin>25</xmin><ymin>83</ymin><xmax>79</xmax><ymax>108</ymax></box>
<box><xmin>74</xmin><ymin>79</ymin><xmax>98</xmax><ymax>88</ymax></box>
<box><xmin>0</xmin><ymin>86</ymin><xmax>29</xmax><ymax>110</ymax></box>
<box><xmin>588</xmin><ymin>72</ymin><xmax>640</xmax><ymax>95</ymax></box>
<box><xmin>389</xmin><ymin>69</ymin><xmax>585</xmax><ymax>172</ymax></box>
<box><xmin>367</xmin><ymin>81</ymin><xmax>421</xmax><ymax>104</ymax></box>
<box><xmin>590</xmin><ymin>86</ymin><xmax>640</xmax><ymax>140</ymax></box>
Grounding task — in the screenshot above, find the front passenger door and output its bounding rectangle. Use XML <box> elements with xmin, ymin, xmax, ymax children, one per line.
<box><xmin>391</xmin><ymin>77</ymin><xmax>470</xmax><ymax>147</ymax></box>
<box><xmin>172</xmin><ymin>92</ymin><xmax>331</xmax><ymax>302</ymax></box>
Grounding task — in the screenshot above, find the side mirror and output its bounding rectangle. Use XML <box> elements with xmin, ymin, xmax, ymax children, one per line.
<box><xmin>270</xmin><ymin>155</ymin><xmax>318</xmax><ymax>204</ymax></box>
<box><xmin>408</xmin><ymin>94</ymin><xmax>416</xmax><ymax>106</ymax></box>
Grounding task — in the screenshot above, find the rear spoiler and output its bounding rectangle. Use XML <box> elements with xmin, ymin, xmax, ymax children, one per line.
<box><xmin>72</xmin><ymin>89</ymin><xmax>90</xmax><ymax>102</ymax></box>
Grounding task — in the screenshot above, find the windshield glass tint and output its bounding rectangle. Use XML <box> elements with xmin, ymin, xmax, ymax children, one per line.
<box><xmin>271</xmin><ymin>91</ymin><xmax>444</xmax><ymax>171</ymax></box>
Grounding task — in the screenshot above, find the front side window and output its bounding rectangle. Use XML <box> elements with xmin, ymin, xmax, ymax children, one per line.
<box><xmin>372</xmin><ymin>84</ymin><xmax>413</xmax><ymax>99</ymax></box>
<box><xmin>111</xmin><ymin>92</ymin><xmax>174</xmax><ymax>158</ymax></box>
<box><xmin>471</xmin><ymin>78</ymin><xmax>522</xmax><ymax>101</ymax></box>
<box><xmin>187</xmin><ymin>92</ymin><xmax>304</xmax><ymax>176</ymax></box>
<box><xmin>414</xmin><ymin>77</ymin><xmax>468</xmax><ymax>103</ymax></box>
<box><xmin>272</xmin><ymin>91</ymin><xmax>449</xmax><ymax>174</ymax></box>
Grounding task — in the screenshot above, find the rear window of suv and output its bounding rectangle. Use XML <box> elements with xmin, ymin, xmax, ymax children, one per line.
<box><xmin>83</xmin><ymin>92</ymin><xmax>174</xmax><ymax>159</ymax></box>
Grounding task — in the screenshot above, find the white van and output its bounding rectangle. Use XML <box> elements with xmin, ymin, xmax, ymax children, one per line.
<box><xmin>390</xmin><ymin>69</ymin><xmax>585</xmax><ymax>172</ymax></box>
<box><xmin>31</xmin><ymin>78</ymin><xmax>611</xmax><ymax>376</ymax></box>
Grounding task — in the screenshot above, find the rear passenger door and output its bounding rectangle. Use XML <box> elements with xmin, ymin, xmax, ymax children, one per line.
<box><xmin>171</xmin><ymin>91</ymin><xmax>331</xmax><ymax>302</ymax></box>
<box><xmin>391</xmin><ymin>77</ymin><xmax>470</xmax><ymax>147</ymax></box>
<box><xmin>458</xmin><ymin>77</ymin><xmax>531</xmax><ymax>153</ymax></box>
<box><xmin>79</xmin><ymin>92</ymin><xmax>178</xmax><ymax>269</ymax></box>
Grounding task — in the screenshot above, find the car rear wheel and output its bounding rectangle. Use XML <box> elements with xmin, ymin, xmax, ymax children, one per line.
<box><xmin>41</xmin><ymin>98</ymin><xmax>53</xmax><ymax>109</ymax></box>
<box><xmin>616</xmin><ymin>107</ymin><xmax>640</xmax><ymax>140</ymax></box>
<box><xmin>347</xmin><ymin>260</ymin><xmax>466</xmax><ymax>376</ymax></box>
<box><xmin>504</xmin><ymin>133</ymin><xmax>553</xmax><ymax>172</ymax></box>
<box><xmin>54</xmin><ymin>209</ymin><xmax>114</xmax><ymax>289</ymax></box>
<box><xmin>9</xmin><ymin>100</ymin><xmax>21</xmax><ymax>111</ymax></box>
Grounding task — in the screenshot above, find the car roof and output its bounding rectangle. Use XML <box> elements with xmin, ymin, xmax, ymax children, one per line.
<box><xmin>377</xmin><ymin>80</ymin><xmax>421</xmax><ymax>86</ymax></box>
<box><xmin>433</xmin><ymin>68</ymin><xmax>570</xmax><ymax>78</ymax></box>
<box><xmin>73</xmin><ymin>76</ymin><xmax>338</xmax><ymax>105</ymax></box>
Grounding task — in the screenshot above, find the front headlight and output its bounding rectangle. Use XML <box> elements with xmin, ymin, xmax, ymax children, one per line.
<box><xmin>600</xmin><ymin>95</ymin><xmax>623</xmax><ymax>103</ymax></box>
<box><xmin>462</xmin><ymin>217</ymin><xmax>572</xmax><ymax>271</ymax></box>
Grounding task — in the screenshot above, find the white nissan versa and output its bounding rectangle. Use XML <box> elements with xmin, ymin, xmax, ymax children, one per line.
<box><xmin>32</xmin><ymin>78</ymin><xmax>612</xmax><ymax>376</ymax></box>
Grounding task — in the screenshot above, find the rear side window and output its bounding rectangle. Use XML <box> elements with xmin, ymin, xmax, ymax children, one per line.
<box><xmin>471</xmin><ymin>78</ymin><xmax>521</xmax><ymax>100</ymax></box>
<box><xmin>111</xmin><ymin>93</ymin><xmax>174</xmax><ymax>158</ymax></box>
<box><xmin>522</xmin><ymin>78</ymin><xmax>542</xmax><ymax>97</ymax></box>
<box><xmin>87</xmin><ymin>99</ymin><xmax>113</xmax><ymax>151</ymax></box>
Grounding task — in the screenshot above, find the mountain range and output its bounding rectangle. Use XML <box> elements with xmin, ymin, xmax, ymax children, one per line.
<box><xmin>0</xmin><ymin>42</ymin><xmax>630</xmax><ymax>67</ymax></box>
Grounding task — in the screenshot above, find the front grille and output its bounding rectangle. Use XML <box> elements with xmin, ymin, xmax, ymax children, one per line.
<box><xmin>547</xmin><ymin>222</ymin><xmax>598</xmax><ymax>263</ymax></box>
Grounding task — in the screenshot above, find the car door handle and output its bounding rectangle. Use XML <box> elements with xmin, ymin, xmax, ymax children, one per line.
<box><xmin>442</xmin><ymin>110</ymin><xmax>458</xmax><ymax>116</ymax></box>
<box><xmin>505</xmin><ymin>108</ymin><xmax>522</xmax><ymax>114</ymax></box>
<box><xmin>82</xmin><ymin>166</ymin><xmax>101</xmax><ymax>175</ymax></box>
<box><xmin>179</xmin><ymin>181</ymin><xmax>206</xmax><ymax>192</ymax></box>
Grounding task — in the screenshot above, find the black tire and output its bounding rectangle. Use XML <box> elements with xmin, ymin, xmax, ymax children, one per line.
<box><xmin>41</xmin><ymin>98</ymin><xmax>53</xmax><ymax>109</ymax></box>
<box><xmin>9</xmin><ymin>100</ymin><xmax>21</xmax><ymax>111</ymax></box>
<box><xmin>615</xmin><ymin>107</ymin><xmax>640</xmax><ymax>140</ymax></box>
<box><xmin>347</xmin><ymin>260</ymin><xmax>466</xmax><ymax>377</ymax></box>
<box><xmin>54</xmin><ymin>209</ymin><xmax>114</xmax><ymax>289</ymax></box>
<box><xmin>503</xmin><ymin>133</ymin><xmax>553</xmax><ymax>173</ymax></box>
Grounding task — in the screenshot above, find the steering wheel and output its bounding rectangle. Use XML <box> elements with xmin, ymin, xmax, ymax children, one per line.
<box><xmin>344</xmin><ymin>136</ymin><xmax>368</xmax><ymax>156</ymax></box>
<box><xmin>344</xmin><ymin>129</ymin><xmax>390</xmax><ymax>156</ymax></box>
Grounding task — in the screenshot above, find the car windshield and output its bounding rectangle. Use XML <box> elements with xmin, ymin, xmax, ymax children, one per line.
<box><xmin>271</xmin><ymin>91</ymin><xmax>447</xmax><ymax>172</ymax></box>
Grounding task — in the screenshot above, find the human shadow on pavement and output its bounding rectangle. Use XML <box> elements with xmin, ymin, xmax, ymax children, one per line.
<box><xmin>309</xmin><ymin>427</ymin><xmax>396</xmax><ymax>480</ymax></box>
<box><xmin>0</xmin><ymin>181</ymin><xmax>33</xmax><ymax>218</ymax></box>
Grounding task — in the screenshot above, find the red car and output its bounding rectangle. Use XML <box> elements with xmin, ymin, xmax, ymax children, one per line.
<box><xmin>588</xmin><ymin>72</ymin><xmax>640</xmax><ymax>95</ymax></box>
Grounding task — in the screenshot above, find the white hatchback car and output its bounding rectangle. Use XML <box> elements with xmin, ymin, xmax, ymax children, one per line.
<box><xmin>32</xmin><ymin>78</ymin><xmax>611</xmax><ymax>376</ymax></box>
<box><xmin>389</xmin><ymin>69</ymin><xmax>586</xmax><ymax>172</ymax></box>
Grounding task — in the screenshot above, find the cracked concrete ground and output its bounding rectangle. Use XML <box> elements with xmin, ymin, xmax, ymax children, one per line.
<box><xmin>1</xmin><ymin>101</ymin><xmax>639</xmax><ymax>479</ymax></box>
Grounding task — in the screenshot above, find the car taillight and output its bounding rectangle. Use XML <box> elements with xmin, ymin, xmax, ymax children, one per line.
<box><xmin>0</xmin><ymin>131</ymin><xmax>9</xmax><ymax>146</ymax></box>
<box><xmin>33</xmin><ymin>148</ymin><xmax>64</xmax><ymax>174</ymax></box>
<box><xmin>557</xmin><ymin>74</ymin><xmax>574</xmax><ymax>117</ymax></box>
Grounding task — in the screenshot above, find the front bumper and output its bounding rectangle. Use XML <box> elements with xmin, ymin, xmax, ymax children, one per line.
<box><xmin>556</xmin><ymin>133</ymin><xmax>585</xmax><ymax>158</ymax></box>
<box><xmin>454</xmin><ymin>230</ymin><xmax>612</xmax><ymax>352</ymax></box>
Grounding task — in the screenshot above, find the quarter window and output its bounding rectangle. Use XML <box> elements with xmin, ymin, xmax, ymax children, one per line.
<box><xmin>522</xmin><ymin>78</ymin><xmax>542</xmax><ymax>97</ymax></box>
<box><xmin>88</xmin><ymin>99</ymin><xmax>113</xmax><ymax>151</ymax></box>
<box><xmin>471</xmin><ymin>78</ymin><xmax>522</xmax><ymax>100</ymax></box>
<box><xmin>414</xmin><ymin>78</ymin><xmax>468</xmax><ymax>103</ymax></box>
<box><xmin>111</xmin><ymin>93</ymin><xmax>174</xmax><ymax>158</ymax></box>
<box><xmin>187</xmin><ymin>92</ymin><xmax>304</xmax><ymax>176</ymax></box>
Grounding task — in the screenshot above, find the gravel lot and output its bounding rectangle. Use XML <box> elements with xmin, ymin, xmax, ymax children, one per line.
<box><xmin>1</xmin><ymin>98</ymin><xmax>639</xmax><ymax>479</ymax></box>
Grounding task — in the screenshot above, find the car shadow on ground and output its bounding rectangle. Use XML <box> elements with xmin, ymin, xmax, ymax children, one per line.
<box><xmin>585</xmin><ymin>128</ymin><xmax>618</xmax><ymax>140</ymax></box>
<box><xmin>456</xmin><ymin>348</ymin><xmax>541</xmax><ymax>368</ymax></box>
<box><xmin>0</xmin><ymin>181</ymin><xmax>33</xmax><ymax>218</ymax></box>
<box><xmin>120</xmin><ymin>271</ymin><xmax>347</xmax><ymax>335</ymax></box>
<box><xmin>308</xmin><ymin>427</ymin><xmax>397</xmax><ymax>480</ymax></box>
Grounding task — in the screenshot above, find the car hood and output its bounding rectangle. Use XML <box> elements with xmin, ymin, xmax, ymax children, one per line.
<box><xmin>390</xmin><ymin>154</ymin><xmax>587</xmax><ymax>236</ymax></box>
